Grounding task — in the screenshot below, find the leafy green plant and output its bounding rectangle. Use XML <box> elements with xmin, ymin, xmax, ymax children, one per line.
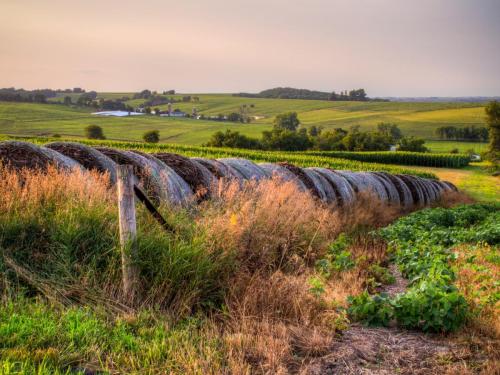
<box><xmin>347</xmin><ymin>292</ymin><xmax>393</xmax><ymax>327</ymax></box>
<box><xmin>392</xmin><ymin>282</ymin><xmax>468</xmax><ymax>332</ymax></box>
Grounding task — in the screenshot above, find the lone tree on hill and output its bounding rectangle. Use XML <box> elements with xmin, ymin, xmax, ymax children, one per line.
<box><xmin>84</xmin><ymin>125</ymin><xmax>105</xmax><ymax>140</ymax></box>
<box><xmin>273</xmin><ymin>112</ymin><xmax>300</xmax><ymax>131</ymax></box>
<box><xmin>143</xmin><ymin>130</ymin><xmax>160</xmax><ymax>143</ymax></box>
<box><xmin>485</xmin><ymin>100</ymin><xmax>500</xmax><ymax>163</ymax></box>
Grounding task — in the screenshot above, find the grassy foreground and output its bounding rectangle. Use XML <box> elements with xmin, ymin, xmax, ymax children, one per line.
<box><xmin>0</xmin><ymin>165</ymin><xmax>498</xmax><ymax>373</ymax></box>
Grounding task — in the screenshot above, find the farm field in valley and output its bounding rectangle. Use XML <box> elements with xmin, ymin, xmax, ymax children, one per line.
<box><xmin>0</xmin><ymin>95</ymin><xmax>488</xmax><ymax>145</ymax></box>
<box><xmin>425</xmin><ymin>140</ymin><xmax>488</xmax><ymax>153</ymax></box>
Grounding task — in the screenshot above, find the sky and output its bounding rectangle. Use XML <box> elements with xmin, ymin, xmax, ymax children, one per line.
<box><xmin>1</xmin><ymin>0</ymin><xmax>499</xmax><ymax>96</ymax></box>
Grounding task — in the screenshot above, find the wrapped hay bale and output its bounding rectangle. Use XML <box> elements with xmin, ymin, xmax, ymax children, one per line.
<box><xmin>368</xmin><ymin>172</ymin><xmax>401</xmax><ymax>205</ymax></box>
<box><xmin>192</xmin><ymin>158</ymin><xmax>244</xmax><ymax>180</ymax></box>
<box><xmin>258</xmin><ymin>163</ymin><xmax>307</xmax><ymax>191</ymax></box>
<box><xmin>96</xmin><ymin>147</ymin><xmax>166</xmax><ymax>204</ymax></box>
<box><xmin>46</xmin><ymin>142</ymin><xmax>117</xmax><ymax>183</ymax></box>
<box><xmin>373</xmin><ymin>172</ymin><xmax>413</xmax><ymax>207</ymax></box>
<box><xmin>130</xmin><ymin>151</ymin><xmax>194</xmax><ymax>205</ymax></box>
<box><xmin>153</xmin><ymin>153</ymin><xmax>213</xmax><ymax>197</ymax></box>
<box><xmin>39</xmin><ymin>147</ymin><xmax>83</xmax><ymax>171</ymax></box>
<box><xmin>310</xmin><ymin>167</ymin><xmax>356</xmax><ymax>206</ymax></box>
<box><xmin>396</xmin><ymin>174</ymin><xmax>425</xmax><ymax>206</ymax></box>
<box><xmin>277</xmin><ymin>162</ymin><xmax>321</xmax><ymax>198</ymax></box>
<box><xmin>336</xmin><ymin>171</ymin><xmax>389</xmax><ymax>203</ymax></box>
<box><xmin>217</xmin><ymin>158</ymin><xmax>269</xmax><ymax>181</ymax></box>
<box><xmin>303</xmin><ymin>168</ymin><xmax>337</xmax><ymax>202</ymax></box>
<box><xmin>0</xmin><ymin>141</ymin><xmax>52</xmax><ymax>171</ymax></box>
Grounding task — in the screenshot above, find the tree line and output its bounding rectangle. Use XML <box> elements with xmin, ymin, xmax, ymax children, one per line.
<box><xmin>435</xmin><ymin>126</ymin><xmax>489</xmax><ymax>142</ymax></box>
<box><xmin>205</xmin><ymin>113</ymin><xmax>427</xmax><ymax>152</ymax></box>
<box><xmin>233</xmin><ymin>87</ymin><xmax>388</xmax><ymax>102</ymax></box>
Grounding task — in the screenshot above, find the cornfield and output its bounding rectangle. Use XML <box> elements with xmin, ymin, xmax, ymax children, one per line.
<box><xmin>304</xmin><ymin>151</ymin><xmax>470</xmax><ymax>168</ymax></box>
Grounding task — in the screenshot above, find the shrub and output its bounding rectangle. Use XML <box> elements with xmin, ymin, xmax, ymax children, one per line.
<box><xmin>84</xmin><ymin>125</ymin><xmax>105</xmax><ymax>140</ymax></box>
<box><xmin>347</xmin><ymin>292</ymin><xmax>393</xmax><ymax>327</ymax></box>
<box><xmin>142</xmin><ymin>130</ymin><xmax>160</xmax><ymax>143</ymax></box>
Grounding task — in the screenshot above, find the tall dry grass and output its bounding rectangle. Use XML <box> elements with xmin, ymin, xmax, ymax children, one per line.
<box><xmin>2</xmin><ymin>167</ymin><xmax>466</xmax><ymax>373</ymax></box>
<box><xmin>195</xmin><ymin>178</ymin><xmax>412</xmax><ymax>373</ymax></box>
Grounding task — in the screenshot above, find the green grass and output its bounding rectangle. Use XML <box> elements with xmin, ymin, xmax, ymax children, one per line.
<box><xmin>411</xmin><ymin>163</ymin><xmax>500</xmax><ymax>202</ymax></box>
<box><xmin>0</xmin><ymin>299</ymin><xmax>224</xmax><ymax>374</ymax></box>
<box><xmin>1</xmin><ymin>96</ymin><xmax>488</xmax><ymax>145</ymax></box>
<box><xmin>426</xmin><ymin>141</ymin><xmax>488</xmax><ymax>154</ymax></box>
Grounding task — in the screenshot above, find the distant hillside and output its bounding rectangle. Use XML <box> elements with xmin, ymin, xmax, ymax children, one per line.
<box><xmin>235</xmin><ymin>87</ymin><xmax>330</xmax><ymax>100</ymax></box>
<box><xmin>234</xmin><ymin>87</ymin><xmax>378</xmax><ymax>102</ymax></box>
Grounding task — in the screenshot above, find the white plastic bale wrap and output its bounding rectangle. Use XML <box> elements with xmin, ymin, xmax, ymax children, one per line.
<box><xmin>336</xmin><ymin>171</ymin><xmax>389</xmax><ymax>202</ymax></box>
<box><xmin>303</xmin><ymin>168</ymin><xmax>337</xmax><ymax>203</ymax></box>
<box><xmin>192</xmin><ymin>158</ymin><xmax>245</xmax><ymax>180</ymax></box>
<box><xmin>217</xmin><ymin>158</ymin><xmax>270</xmax><ymax>181</ymax></box>
<box><xmin>368</xmin><ymin>172</ymin><xmax>401</xmax><ymax>205</ymax></box>
<box><xmin>258</xmin><ymin>163</ymin><xmax>307</xmax><ymax>191</ymax></box>
<box><xmin>39</xmin><ymin>147</ymin><xmax>83</xmax><ymax>171</ymax></box>
<box><xmin>397</xmin><ymin>175</ymin><xmax>426</xmax><ymax>206</ymax></box>
<box><xmin>373</xmin><ymin>172</ymin><xmax>414</xmax><ymax>207</ymax></box>
<box><xmin>136</xmin><ymin>153</ymin><xmax>193</xmax><ymax>206</ymax></box>
<box><xmin>310</xmin><ymin>168</ymin><xmax>355</xmax><ymax>205</ymax></box>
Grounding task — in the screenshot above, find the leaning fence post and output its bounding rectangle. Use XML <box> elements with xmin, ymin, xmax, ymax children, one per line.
<box><xmin>117</xmin><ymin>165</ymin><xmax>139</xmax><ymax>302</ymax></box>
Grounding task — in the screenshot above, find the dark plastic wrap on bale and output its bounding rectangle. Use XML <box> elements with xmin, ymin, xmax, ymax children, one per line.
<box><xmin>0</xmin><ymin>141</ymin><xmax>52</xmax><ymax>171</ymax></box>
<box><xmin>46</xmin><ymin>142</ymin><xmax>117</xmax><ymax>183</ymax></box>
<box><xmin>153</xmin><ymin>153</ymin><xmax>213</xmax><ymax>198</ymax></box>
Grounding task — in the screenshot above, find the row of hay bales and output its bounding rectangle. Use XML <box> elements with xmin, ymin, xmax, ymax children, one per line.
<box><xmin>0</xmin><ymin>141</ymin><xmax>457</xmax><ymax>208</ymax></box>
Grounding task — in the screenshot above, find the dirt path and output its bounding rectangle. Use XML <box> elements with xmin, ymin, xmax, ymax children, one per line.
<box><xmin>303</xmin><ymin>266</ymin><xmax>469</xmax><ymax>374</ymax></box>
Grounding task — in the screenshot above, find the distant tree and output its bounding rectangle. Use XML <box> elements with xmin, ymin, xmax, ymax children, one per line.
<box><xmin>63</xmin><ymin>96</ymin><xmax>72</xmax><ymax>105</ymax></box>
<box><xmin>450</xmin><ymin>148</ymin><xmax>459</xmax><ymax>154</ymax></box>
<box><xmin>154</xmin><ymin>107</ymin><xmax>161</xmax><ymax>115</ymax></box>
<box><xmin>273</xmin><ymin>112</ymin><xmax>300</xmax><ymax>131</ymax></box>
<box><xmin>85</xmin><ymin>125</ymin><xmax>105</xmax><ymax>140</ymax></box>
<box><xmin>348</xmin><ymin>89</ymin><xmax>367</xmax><ymax>101</ymax></box>
<box><xmin>485</xmin><ymin>100</ymin><xmax>500</xmax><ymax>162</ymax></box>
<box><xmin>397</xmin><ymin>137</ymin><xmax>428</xmax><ymax>152</ymax></box>
<box><xmin>261</xmin><ymin>128</ymin><xmax>312</xmax><ymax>151</ymax></box>
<box><xmin>308</xmin><ymin>125</ymin><xmax>323</xmax><ymax>137</ymax></box>
<box><xmin>143</xmin><ymin>130</ymin><xmax>160</xmax><ymax>143</ymax></box>
<box><xmin>182</xmin><ymin>96</ymin><xmax>192</xmax><ymax>102</ymax></box>
<box><xmin>377</xmin><ymin>122</ymin><xmax>402</xmax><ymax>141</ymax></box>
<box><xmin>144</xmin><ymin>106</ymin><xmax>152</xmax><ymax>114</ymax></box>
<box><xmin>73</xmin><ymin>87</ymin><xmax>84</xmax><ymax>93</ymax></box>
<box><xmin>205</xmin><ymin>129</ymin><xmax>260</xmax><ymax>149</ymax></box>
<box><xmin>227</xmin><ymin>112</ymin><xmax>243</xmax><ymax>122</ymax></box>
<box><xmin>312</xmin><ymin>128</ymin><xmax>347</xmax><ymax>150</ymax></box>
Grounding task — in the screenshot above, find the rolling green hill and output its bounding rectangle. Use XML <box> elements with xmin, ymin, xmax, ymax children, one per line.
<box><xmin>1</xmin><ymin>94</ymin><xmax>488</xmax><ymax>146</ymax></box>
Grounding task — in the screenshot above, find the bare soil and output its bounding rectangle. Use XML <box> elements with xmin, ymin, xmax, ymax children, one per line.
<box><xmin>302</xmin><ymin>265</ymin><xmax>494</xmax><ymax>375</ymax></box>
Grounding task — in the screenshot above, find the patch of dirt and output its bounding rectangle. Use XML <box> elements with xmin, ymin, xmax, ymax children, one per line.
<box><xmin>382</xmin><ymin>263</ymin><xmax>408</xmax><ymax>298</ymax></box>
<box><xmin>302</xmin><ymin>265</ymin><xmax>471</xmax><ymax>374</ymax></box>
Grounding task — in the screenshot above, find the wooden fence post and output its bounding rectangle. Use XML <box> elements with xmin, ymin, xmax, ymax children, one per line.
<box><xmin>117</xmin><ymin>165</ymin><xmax>139</xmax><ymax>302</ymax></box>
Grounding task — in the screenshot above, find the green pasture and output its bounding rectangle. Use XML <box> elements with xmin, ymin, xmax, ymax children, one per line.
<box><xmin>1</xmin><ymin>95</ymin><xmax>488</xmax><ymax>145</ymax></box>
<box><xmin>425</xmin><ymin>140</ymin><xmax>488</xmax><ymax>154</ymax></box>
